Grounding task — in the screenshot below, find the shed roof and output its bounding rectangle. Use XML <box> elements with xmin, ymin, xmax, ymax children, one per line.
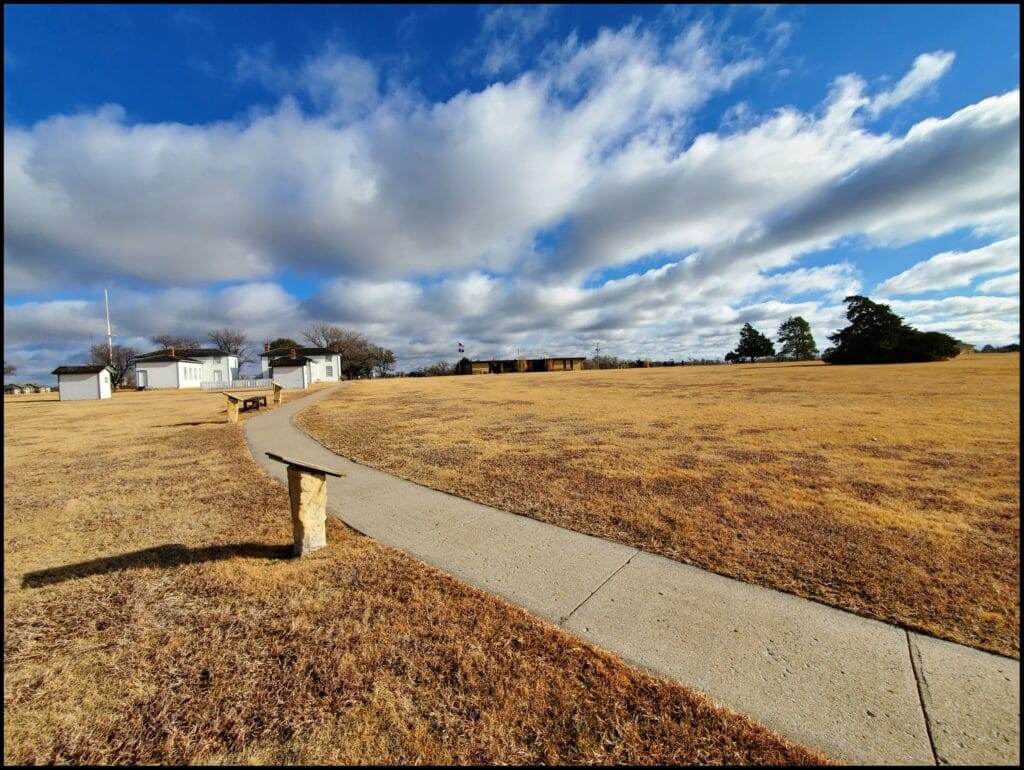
<box><xmin>52</xmin><ymin>365</ymin><xmax>112</xmax><ymax>375</ymax></box>
<box><xmin>263</xmin><ymin>346</ymin><xmax>336</xmax><ymax>357</ymax></box>
<box><xmin>136</xmin><ymin>348</ymin><xmax>230</xmax><ymax>360</ymax></box>
<box><xmin>134</xmin><ymin>354</ymin><xmax>202</xmax><ymax>363</ymax></box>
<box><xmin>270</xmin><ymin>356</ymin><xmax>312</xmax><ymax>367</ymax></box>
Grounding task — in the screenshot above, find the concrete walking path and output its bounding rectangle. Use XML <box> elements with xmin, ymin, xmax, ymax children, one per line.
<box><xmin>243</xmin><ymin>385</ymin><xmax>1019</xmax><ymax>765</ymax></box>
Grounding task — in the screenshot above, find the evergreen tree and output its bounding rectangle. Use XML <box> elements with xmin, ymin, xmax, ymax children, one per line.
<box><xmin>730</xmin><ymin>323</ymin><xmax>776</xmax><ymax>362</ymax></box>
<box><xmin>777</xmin><ymin>316</ymin><xmax>818</xmax><ymax>360</ymax></box>
<box><xmin>267</xmin><ymin>337</ymin><xmax>300</xmax><ymax>349</ymax></box>
<box><xmin>822</xmin><ymin>295</ymin><xmax>959</xmax><ymax>364</ymax></box>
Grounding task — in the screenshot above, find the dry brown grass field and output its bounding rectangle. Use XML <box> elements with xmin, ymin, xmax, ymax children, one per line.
<box><xmin>297</xmin><ymin>353</ymin><xmax>1021</xmax><ymax>659</ymax></box>
<box><xmin>3</xmin><ymin>387</ymin><xmax>826</xmax><ymax>765</ymax></box>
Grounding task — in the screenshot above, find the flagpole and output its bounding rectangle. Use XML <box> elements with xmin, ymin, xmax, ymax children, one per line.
<box><xmin>105</xmin><ymin>288</ymin><xmax>113</xmax><ymax>364</ymax></box>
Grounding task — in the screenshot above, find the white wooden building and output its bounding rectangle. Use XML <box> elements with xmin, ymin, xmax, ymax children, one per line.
<box><xmin>268</xmin><ymin>352</ymin><xmax>311</xmax><ymax>389</ymax></box>
<box><xmin>133</xmin><ymin>347</ymin><xmax>240</xmax><ymax>389</ymax></box>
<box><xmin>259</xmin><ymin>346</ymin><xmax>340</xmax><ymax>383</ymax></box>
<box><xmin>51</xmin><ymin>365</ymin><xmax>113</xmax><ymax>401</ymax></box>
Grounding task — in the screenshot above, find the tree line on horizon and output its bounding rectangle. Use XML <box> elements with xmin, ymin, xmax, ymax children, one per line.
<box><xmin>4</xmin><ymin>294</ymin><xmax>1013</xmax><ymax>383</ymax></box>
<box><xmin>412</xmin><ymin>294</ymin><xmax>970</xmax><ymax>375</ymax></box>
<box><xmin>724</xmin><ymin>295</ymin><xmax>963</xmax><ymax>365</ymax></box>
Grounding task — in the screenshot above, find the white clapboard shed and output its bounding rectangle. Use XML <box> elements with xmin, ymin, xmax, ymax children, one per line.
<box><xmin>269</xmin><ymin>350</ymin><xmax>311</xmax><ymax>390</ymax></box>
<box><xmin>51</xmin><ymin>364</ymin><xmax>113</xmax><ymax>401</ymax></box>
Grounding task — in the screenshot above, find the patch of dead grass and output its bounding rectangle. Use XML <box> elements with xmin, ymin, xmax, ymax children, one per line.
<box><xmin>4</xmin><ymin>387</ymin><xmax>825</xmax><ymax>764</ymax></box>
<box><xmin>296</xmin><ymin>355</ymin><xmax>1020</xmax><ymax>658</ymax></box>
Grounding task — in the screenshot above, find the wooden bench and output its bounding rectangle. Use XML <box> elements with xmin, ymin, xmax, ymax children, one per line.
<box><xmin>266</xmin><ymin>453</ymin><xmax>346</xmax><ymax>556</ymax></box>
<box><xmin>222</xmin><ymin>392</ymin><xmax>269</xmax><ymax>422</ymax></box>
<box><xmin>243</xmin><ymin>395</ymin><xmax>267</xmax><ymax>411</ymax></box>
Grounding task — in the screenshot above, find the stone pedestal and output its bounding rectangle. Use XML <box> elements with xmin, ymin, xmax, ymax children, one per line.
<box><xmin>287</xmin><ymin>466</ymin><xmax>328</xmax><ymax>556</ymax></box>
<box><xmin>273</xmin><ymin>382</ymin><xmax>284</xmax><ymax>404</ymax></box>
<box><xmin>226</xmin><ymin>396</ymin><xmax>240</xmax><ymax>423</ymax></box>
<box><xmin>266</xmin><ymin>452</ymin><xmax>343</xmax><ymax>558</ymax></box>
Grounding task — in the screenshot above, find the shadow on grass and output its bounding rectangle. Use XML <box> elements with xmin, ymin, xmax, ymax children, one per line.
<box><xmin>1</xmin><ymin>399</ymin><xmax>67</xmax><ymax>406</ymax></box>
<box><xmin>159</xmin><ymin>420</ymin><xmax>225</xmax><ymax>427</ymax></box>
<box><xmin>729</xmin><ymin>362</ymin><xmax>825</xmax><ymax>371</ymax></box>
<box><xmin>21</xmin><ymin>543</ymin><xmax>292</xmax><ymax>588</ymax></box>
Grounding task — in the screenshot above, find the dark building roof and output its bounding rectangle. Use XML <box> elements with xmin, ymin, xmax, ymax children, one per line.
<box><xmin>262</xmin><ymin>346</ymin><xmax>336</xmax><ymax>357</ymax></box>
<box><xmin>269</xmin><ymin>356</ymin><xmax>312</xmax><ymax>367</ymax></box>
<box><xmin>134</xmin><ymin>354</ymin><xmax>202</xmax><ymax>363</ymax></box>
<box><xmin>52</xmin><ymin>365</ymin><xmax>112</xmax><ymax>375</ymax></box>
<box><xmin>136</xmin><ymin>348</ymin><xmax>231</xmax><ymax>360</ymax></box>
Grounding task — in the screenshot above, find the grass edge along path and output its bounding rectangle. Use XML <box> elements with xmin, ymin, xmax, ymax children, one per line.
<box><xmin>294</xmin><ymin>356</ymin><xmax>1020</xmax><ymax>660</ymax></box>
<box><xmin>3</xmin><ymin>389</ymin><xmax>829</xmax><ymax>765</ymax></box>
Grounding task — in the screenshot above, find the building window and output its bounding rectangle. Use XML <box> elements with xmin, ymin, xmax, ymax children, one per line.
<box><xmin>326</xmin><ymin>365</ymin><xmax>333</xmax><ymax>377</ymax></box>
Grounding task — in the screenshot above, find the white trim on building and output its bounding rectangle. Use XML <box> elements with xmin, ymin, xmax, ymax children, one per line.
<box><xmin>259</xmin><ymin>348</ymin><xmax>341</xmax><ymax>383</ymax></box>
<box><xmin>52</xmin><ymin>366</ymin><xmax>113</xmax><ymax>401</ymax></box>
<box><xmin>133</xmin><ymin>348</ymin><xmax>240</xmax><ymax>389</ymax></box>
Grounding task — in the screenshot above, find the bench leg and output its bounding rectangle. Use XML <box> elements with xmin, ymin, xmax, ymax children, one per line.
<box><xmin>226</xmin><ymin>399</ymin><xmax>240</xmax><ymax>423</ymax></box>
<box><xmin>287</xmin><ymin>467</ymin><xmax>328</xmax><ymax>556</ymax></box>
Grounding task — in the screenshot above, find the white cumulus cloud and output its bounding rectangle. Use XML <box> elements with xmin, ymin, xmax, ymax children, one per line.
<box><xmin>876</xmin><ymin>236</ymin><xmax>1020</xmax><ymax>295</ymax></box>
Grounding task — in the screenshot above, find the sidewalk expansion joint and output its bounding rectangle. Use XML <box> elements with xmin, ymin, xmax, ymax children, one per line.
<box><xmin>907</xmin><ymin>630</ymin><xmax>940</xmax><ymax>766</ymax></box>
<box><xmin>558</xmin><ymin>548</ymin><xmax>641</xmax><ymax>625</ymax></box>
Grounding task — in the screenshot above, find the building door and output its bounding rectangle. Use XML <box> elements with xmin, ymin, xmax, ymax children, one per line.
<box><xmin>137</xmin><ymin>370</ymin><xmax>148</xmax><ymax>388</ymax></box>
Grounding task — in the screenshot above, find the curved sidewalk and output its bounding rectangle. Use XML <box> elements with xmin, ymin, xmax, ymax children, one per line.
<box><xmin>244</xmin><ymin>385</ymin><xmax>1019</xmax><ymax>765</ymax></box>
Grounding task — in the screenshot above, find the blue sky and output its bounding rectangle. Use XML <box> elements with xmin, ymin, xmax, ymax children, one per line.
<box><xmin>4</xmin><ymin>4</ymin><xmax>1020</xmax><ymax>380</ymax></box>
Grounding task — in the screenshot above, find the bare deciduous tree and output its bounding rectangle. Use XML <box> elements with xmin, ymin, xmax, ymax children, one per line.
<box><xmin>303</xmin><ymin>324</ymin><xmax>376</xmax><ymax>379</ymax></box>
<box><xmin>152</xmin><ymin>334</ymin><xmax>202</xmax><ymax>350</ymax></box>
<box><xmin>420</xmin><ymin>360</ymin><xmax>455</xmax><ymax>376</ymax></box>
<box><xmin>3</xmin><ymin>360</ymin><xmax>15</xmax><ymax>377</ymax></box>
<box><xmin>208</xmin><ymin>327</ymin><xmax>254</xmax><ymax>375</ymax></box>
<box><xmin>583</xmin><ymin>355</ymin><xmax>626</xmax><ymax>370</ymax></box>
<box><xmin>301</xmin><ymin>323</ymin><xmax>346</xmax><ymax>350</ymax></box>
<box><xmin>90</xmin><ymin>343</ymin><xmax>139</xmax><ymax>388</ymax></box>
<box><xmin>373</xmin><ymin>346</ymin><xmax>396</xmax><ymax>377</ymax></box>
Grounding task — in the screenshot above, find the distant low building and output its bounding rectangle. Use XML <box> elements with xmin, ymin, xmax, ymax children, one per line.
<box><xmin>462</xmin><ymin>357</ymin><xmax>586</xmax><ymax>374</ymax></box>
<box><xmin>956</xmin><ymin>343</ymin><xmax>976</xmax><ymax>356</ymax></box>
<box><xmin>51</xmin><ymin>365</ymin><xmax>113</xmax><ymax>401</ymax></box>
